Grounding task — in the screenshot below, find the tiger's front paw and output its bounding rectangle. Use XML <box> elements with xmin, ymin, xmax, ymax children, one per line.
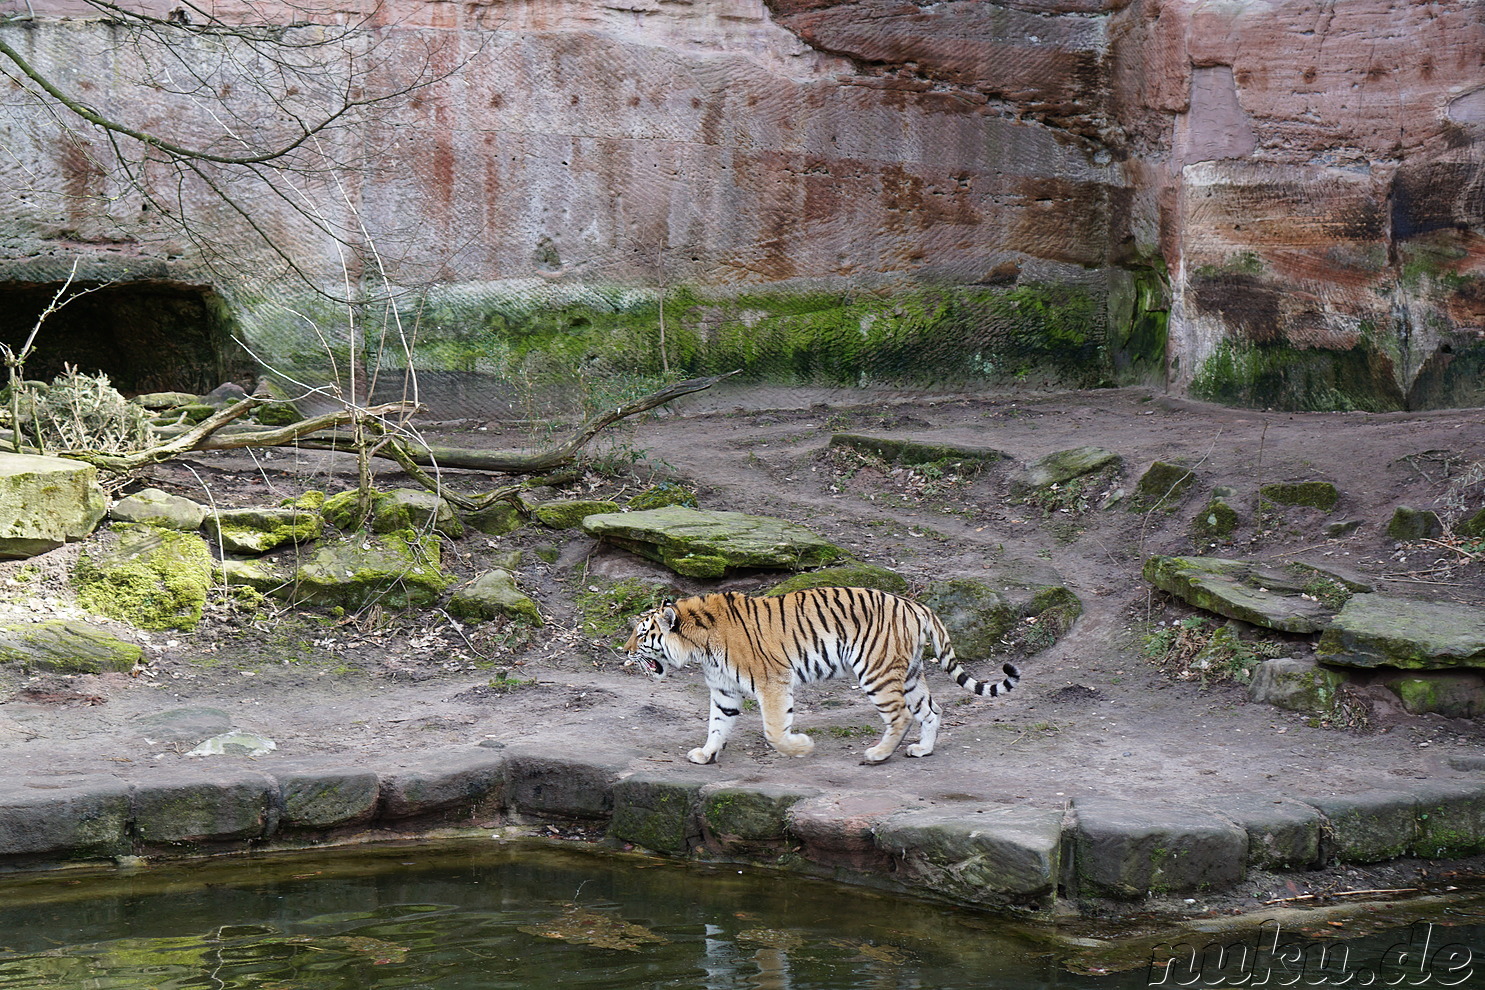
<box><xmin>687</xmin><ymin>747</ymin><xmax>716</xmax><ymax>765</ymax></box>
<box><xmin>774</xmin><ymin>733</ymin><xmax>815</xmax><ymax>758</ymax></box>
<box><xmin>905</xmin><ymin>742</ymin><xmax>933</xmax><ymax>758</ymax></box>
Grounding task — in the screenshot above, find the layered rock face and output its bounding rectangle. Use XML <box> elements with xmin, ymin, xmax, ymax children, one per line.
<box><xmin>0</xmin><ymin>0</ymin><xmax>1482</xmax><ymax>408</ymax></box>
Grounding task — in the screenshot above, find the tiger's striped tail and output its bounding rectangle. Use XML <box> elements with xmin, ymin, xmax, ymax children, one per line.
<box><xmin>928</xmin><ymin>617</ymin><xmax>1020</xmax><ymax>697</ymax></box>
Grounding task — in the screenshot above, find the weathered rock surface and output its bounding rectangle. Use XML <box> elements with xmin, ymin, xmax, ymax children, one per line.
<box><xmin>764</xmin><ymin>563</ymin><xmax>908</xmax><ymax>596</ymax></box>
<box><xmin>447</xmin><ymin>569</ymin><xmax>543</xmax><ymax>626</ymax></box>
<box><xmin>1130</xmin><ymin>461</ymin><xmax>1196</xmax><ymax>511</ymax></box>
<box><xmin>1248</xmin><ymin>657</ymin><xmax>1347</xmax><ymax>714</ymax></box>
<box><xmin>72</xmin><ymin>525</ymin><xmax>214</xmax><ymax>631</ymax></box>
<box><xmin>290</xmin><ymin>534</ymin><xmax>451</xmax><ymax>610</ymax></box>
<box><xmin>323</xmin><ymin>489</ymin><xmax>462</xmax><ymax>539</ymax></box>
<box><xmin>1381</xmin><ymin>670</ymin><xmax>1485</xmax><ymax>719</ymax></box>
<box><xmin>110</xmin><ymin>488</ymin><xmax>207</xmax><ymax>531</ymax></box>
<box><xmin>0</xmin><ymin>620</ymin><xmax>141</xmax><ymax>674</ymax></box>
<box><xmin>828</xmin><ymin>434</ymin><xmax>1009</xmax><ymax>471</ymax></box>
<box><xmin>1142</xmin><ymin>555</ymin><xmax>1342</xmax><ymax>633</ymax></box>
<box><xmin>534</xmin><ymin>500</ymin><xmax>623</xmax><ymax>530</ymax></box>
<box><xmin>1069</xmin><ymin>798</ymin><xmax>1248</xmax><ymax>899</ymax></box>
<box><xmin>875</xmin><ymin>806</ymin><xmax>1064</xmax><ymax>908</ymax></box>
<box><xmin>0</xmin><ymin>453</ymin><xmax>106</xmax><ymax>558</ymax></box>
<box><xmin>1318</xmin><ymin>595</ymin><xmax>1485</xmax><ymax>670</ymax></box>
<box><xmin>583</xmin><ymin>506</ymin><xmax>844</xmax><ymax>578</ymax></box>
<box><xmin>1009</xmin><ymin>446</ymin><xmax>1121</xmax><ymax>500</ymax></box>
<box><xmin>207</xmin><ymin>507</ymin><xmax>322</xmax><ymax>554</ymax></box>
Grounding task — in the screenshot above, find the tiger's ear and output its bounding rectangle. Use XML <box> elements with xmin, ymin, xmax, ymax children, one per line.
<box><xmin>658</xmin><ymin>604</ymin><xmax>678</xmax><ymax>631</ymax></box>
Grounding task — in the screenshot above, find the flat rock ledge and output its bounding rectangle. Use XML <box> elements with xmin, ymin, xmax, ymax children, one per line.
<box><xmin>1142</xmin><ymin>555</ymin><xmax>1363</xmax><ymax>633</ymax></box>
<box><xmin>582</xmin><ymin>506</ymin><xmax>846</xmax><ymax>578</ymax></box>
<box><xmin>4</xmin><ymin>749</ymin><xmax>1483</xmax><ymax>915</ymax></box>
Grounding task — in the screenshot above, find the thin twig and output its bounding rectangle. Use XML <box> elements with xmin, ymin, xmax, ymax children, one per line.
<box><xmin>1421</xmin><ymin>537</ymin><xmax>1482</xmax><ymax>561</ymax></box>
<box><xmin>1262</xmin><ymin>887</ymin><xmax>1419</xmax><ymax>906</ymax></box>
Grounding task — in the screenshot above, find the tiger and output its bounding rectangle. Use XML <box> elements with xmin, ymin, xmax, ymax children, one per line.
<box><xmin>623</xmin><ymin>586</ymin><xmax>1020</xmax><ymax>765</ymax></box>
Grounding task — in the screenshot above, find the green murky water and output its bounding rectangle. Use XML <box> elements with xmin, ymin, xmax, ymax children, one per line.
<box><xmin>0</xmin><ymin>842</ymin><xmax>1480</xmax><ymax>989</ymax></box>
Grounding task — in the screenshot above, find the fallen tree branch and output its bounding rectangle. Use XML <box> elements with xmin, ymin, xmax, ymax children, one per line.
<box><xmin>285</xmin><ymin>370</ymin><xmax>740</xmax><ymax>474</ymax></box>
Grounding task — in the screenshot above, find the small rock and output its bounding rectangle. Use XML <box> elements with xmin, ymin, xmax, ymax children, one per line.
<box><xmin>1385</xmin><ymin>506</ymin><xmax>1443</xmax><ymax>541</ymax></box>
<box><xmin>110</xmin><ymin>488</ymin><xmax>208</xmax><ymax>531</ymax></box>
<box><xmin>187</xmin><ymin>731</ymin><xmax>277</xmax><ymax>757</ymax></box>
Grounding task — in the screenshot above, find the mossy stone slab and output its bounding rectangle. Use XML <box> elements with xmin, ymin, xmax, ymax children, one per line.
<box><xmin>701</xmin><ymin>783</ymin><xmax>820</xmax><ymax>851</ymax></box>
<box><xmin>919</xmin><ymin>579</ymin><xmax>1015</xmax><ymax>656</ymax></box>
<box><xmin>0</xmin><ymin>777</ymin><xmax>132</xmax><ymax>858</ymax></box>
<box><xmin>0</xmin><ymin>620</ymin><xmax>142</xmax><ymax>674</ymax></box>
<box><xmin>110</xmin><ymin>488</ymin><xmax>207</xmax><ymax>531</ymax></box>
<box><xmin>1008</xmin><ymin>446</ymin><xmax>1121</xmax><ymax>499</ymax></box>
<box><xmin>534</xmin><ymin>499</ymin><xmax>622</xmax><ymax>529</ymax></box>
<box><xmin>583</xmin><ymin>507</ymin><xmax>845</xmax><ymax>577</ymax></box>
<box><xmin>1259</xmin><ymin>481</ymin><xmax>1339</xmax><ymax>511</ymax></box>
<box><xmin>1457</xmin><ymin>507</ymin><xmax>1485</xmax><ymax>539</ymax></box>
<box><xmin>1381</xmin><ymin>670</ymin><xmax>1485</xmax><ymax>718</ymax></box>
<box><xmin>462</xmin><ymin>502</ymin><xmax>525</xmax><ymax>536</ymax></box>
<box><xmin>207</xmin><ymin>507</ymin><xmax>323</xmax><ymax>555</ymax></box>
<box><xmin>0</xmin><ymin>452</ymin><xmax>107</xmax><ymax>558</ymax></box>
<box><xmin>609</xmin><ymin>771</ymin><xmax>714</xmax><ymax>855</ymax></box>
<box><xmin>1197</xmin><ymin>795</ymin><xmax>1323</xmax><ymax>870</ymax></box>
<box><xmin>1386</xmin><ymin>507</ymin><xmax>1443</xmax><ymax>541</ymax></box>
<box><xmin>214</xmin><ymin>558</ymin><xmax>291</xmax><ymax>594</ymax></box>
<box><xmin>289</xmin><ymin>534</ymin><xmax>451</xmax><ymax>610</ymax></box>
<box><xmin>322</xmin><ymin>488</ymin><xmax>462</xmax><ymax>538</ymax></box>
<box><xmin>72</xmin><ymin>525</ymin><xmax>213</xmax><ymax>631</ymax></box>
<box><xmin>448</xmin><ymin>569</ymin><xmax>543</xmax><ymax>626</ymax></box>
<box><xmin>1317</xmin><ymin>595</ymin><xmax>1485</xmax><ymax>670</ymax></box>
<box><xmin>1300</xmin><ymin>790</ymin><xmax>1418</xmax><ymax>863</ymax></box>
<box><xmin>1142</xmin><ymin>556</ymin><xmax>1335</xmax><ymax>633</ymax></box>
<box><xmin>828</xmin><ymin>434</ymin><xmax>1009</xmax><ymax>471</ymax></box>
<box><xmin>763</xmin><ymin>563</ymin><xmax>908</xmax><ymax>596</ymax></box>
<box><xmin>1130</xmin><ymin>461</ymin><xmax>1196</xmax><ymax>511</ymax></box>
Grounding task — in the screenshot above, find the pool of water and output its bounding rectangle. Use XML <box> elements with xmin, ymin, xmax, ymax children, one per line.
<box><xmin>0</xmin><ymin>842</ymin><xmax>1480</xmax><ymax>989</ymax></box>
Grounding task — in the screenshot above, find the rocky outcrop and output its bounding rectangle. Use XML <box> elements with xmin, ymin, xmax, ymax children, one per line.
<box><xmin>4</xmin><ymin>0</ymin><xmax>1484</xmax><ymax>410</ymax></box>
<box><xmin>583</xmin><ymin>506</ymin><xmax>845</xmax><ymax>577</ymax></box>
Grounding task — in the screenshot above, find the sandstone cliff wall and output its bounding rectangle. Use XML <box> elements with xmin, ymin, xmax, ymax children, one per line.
<box><xmin>1</xmin><ymin>0</ymin><xmax>1482</xmax><ymax>407</ymax></box>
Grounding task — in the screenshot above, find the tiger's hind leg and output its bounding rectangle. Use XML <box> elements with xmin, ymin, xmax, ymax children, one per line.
<box><xmin>904</xmin><ymin>676</ymin><xmax>941</xmax><ymax>758</ymax></box>
<box><xmin>758</xmin><ymin>683</ymin><xmax>814</xmax><ymax>758</ymax></box>
<box><xmin>862</xmin><ymin>673</ymin><xmax>913</xmax><ymax>764</ymax></box>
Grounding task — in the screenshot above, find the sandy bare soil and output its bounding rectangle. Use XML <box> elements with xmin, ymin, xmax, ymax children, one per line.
<box><xmin>1</xmin><ymin>385</ymin><xmax>1483</xmax><ymax>830</ymax></box>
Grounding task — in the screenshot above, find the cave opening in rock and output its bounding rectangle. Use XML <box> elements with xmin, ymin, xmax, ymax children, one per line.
<box><xmin>0</xmin><ymin>280</ymin><xmax>256</xmax><ymax>395</ymax></box>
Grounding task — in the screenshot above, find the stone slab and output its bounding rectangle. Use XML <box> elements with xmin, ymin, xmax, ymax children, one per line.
<box><xmin>377</xmin><ymin>751</ymin><xmax>506</xmax><ymax>822</ymax></box>
<box><xmin>785</xmin><ymin>791</ymin><xmax>908</xmax><ymax>872</ymax></box>
<box><xmin>1318</xmin><ymin>595</ymin><xmax>1485</xmax><ymax>670</ymax></box>
<box><xmin>1070</xmin><ymin>798</ymin><xmax>1248</xmax><ymax>899</ymax></box>
<box><xmin>874</xmin><ymin>806</ymin><xmax>1064</xmax><ymax>908</ymax></box>
<box><xmin>504</xmin><ymin>746</ymin><xmax>632</xmax><ymax>821</ymax></box>
<box><xmin>582</xmin><ymin>506</ymin><xmax>844</xmax><ymax>578</ymax></box>
<box><xmin>1197</xmin><ymin>794</ymin><xmax>1323</xmax><ymax>870</ymax></box>
<box><xmin>1143</xmin><ymin>556</ymin><xmax>1335</xmax><ymax>633</ymax></box>
<box><xmin>0</xmin><ymin>777</ymin><xmax>131</xmax><ymax>858</ymax></box>
<box><xmin>130</xmin><ymin>769</ymin><xmax>277</xmax><ymax>847</ymax></box>
<box><xmin>608</xmin><ymin>770</ymin><xmax>716</xmax><ymax>854</ymax></box>
<box><xmin>700</xmin><ymin>782</ymin><xmax>821</xmax><ymax>854</ymax></box>
<box><xmin>0</xmin><ymin>452</ymin><xmax>107</xmax><ymax>558</ymax></box>
<box><xmin>1410</xmin><ymin>782</ymin><xmax>1485</xmax><ymax>859</ymax></box>
<box><xmin>274</xmin><ymin>766</ymin><xmax>381</xmax><ymax>831</ymax></box>
<box><xmin>1299</xmin><ymin>789</ymin><xmax>1419</xmax><ymax>863</ymax></box>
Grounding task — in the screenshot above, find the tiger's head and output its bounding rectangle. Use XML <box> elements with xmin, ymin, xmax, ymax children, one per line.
<box><xmin>624</xmin><ymin>602</ymin><xmax>684</xmax><ymax>678</ymax></box>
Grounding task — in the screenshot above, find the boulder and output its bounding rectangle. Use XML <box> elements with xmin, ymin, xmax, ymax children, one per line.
<box><xmin>534</xmin><ymin>499</ymin><xmax>622</xmax><ymax>529</ymax></box>
<box><xmin>921</xmin><ymin>564</ymin><xmax>1081</xmax><ymax>656</ymax></box>
<box><xmin>764</xmin><ymin>563</ymin><xmax>908</xmax><ymax>596</ymax></box>
<box><xmin>1259</xmin><ymin>481</ymin><xmax>1339</xmax><ymax>512</ymax></box>
<box><xmin>1318</xmin><ymin>595</ymin><xmax>1485</xmax><ymax>670</ymax></box>
<box><xmin>448</xmin><ymin>569</ymin><xmax>543</xmax><ymax>626</ymax></box>
<box><xmin>1142</xmin><ymin>555</ymin><xmax>1350</xmax><ymax>633</ymax></box>
<box><xmin>1380</xmin><ymin>671</ymin><xmax>1485</xmax><ymax>718</ymax></box>
<box><xmin>1248</xmin><ymin>657</ymin><xmax>1348</xmax><ymax>714</ymax></box>
<box><xmin>1386</xmin><ymin>507</ymin><xmax>1443</xmax><ymax>541</ymax></box>
<box><xmin>213</xmin><ymin>558</ymin><xmax>291</xmax><ymax>594</ymax></box>
<box><xmin>110</xmin><ymin>488</ymin><xmax>207</xmax><ymax>531</ymax></box>
<box><xmin>461</xmin><ymin>502</ymin><xmax>525</xmax><ymax>536</ymax></box>
<box><xmin>72</xmin><ymin>525</ymin><xmax>213</xmax><ymax>630</ymax></box>
<box><xmin>1008</xmin><ymin>445</ymin><xmax>1121</xmax><ymax>500</ymax></box>
<box><xmin>1130</xmin><ymin>461</ymin><xmax>1197</xmax><ymax>511</ymax></box>
<box><xmin>0</xmin><ymin>452</ymin><xmax>107</xmax><ymax>558</ymax></box>
<box><xmin>207</xmin><ymin>507</ymin><xmax>322</xmax><ymax>554</ymax></box>
<box><xmin>289</xmin><ymin>533</ymin><xmax>451</xmax><ymax>610</ymax></box>
<box><xmin>131</xmin><ymin>391</ymin><xmax>197</xmax><ymax>410</ymax></box>
<box><xmin>0</xmin><ymin>620</ymin><xmax>142</xmax><ymax>674</ymax></box>
<box><xmin>322</xmin><ymin>488</ymin><xmax>463</xmax><ymax>538</ymax></box>
<box><xmin>583</xmin><ymin>506</ymin><xmax>845</xmax><ymax>578</ymax></box>
<box><xmin>1192</xmin><ymin>497</ymin><xmax>1240</xmax><ymax>543</ymax></box>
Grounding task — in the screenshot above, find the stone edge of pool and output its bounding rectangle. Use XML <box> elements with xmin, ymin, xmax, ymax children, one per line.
<box><xmin>2</xmin><ymin>744</ymin><xmax>1483</xmax><ymax>913</ymax></box>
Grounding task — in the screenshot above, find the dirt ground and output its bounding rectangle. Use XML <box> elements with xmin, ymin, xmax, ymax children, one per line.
<box><xmin>2</xmin><ymin>384</ymin><xmax>1484</xmax><ymax>902</ymax></box>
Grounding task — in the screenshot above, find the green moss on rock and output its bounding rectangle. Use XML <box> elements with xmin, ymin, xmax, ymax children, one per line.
<box><xmin>73</xmin><ymin>525</ymin><xmax>213</xmax><ymax>630</ymax></box>
<box><xmin>1131</xmin><ymin>461</ymin><xmax>1196</xmax><ymax>511</ymax></box>
<box><xmin>627</xmin><ymin>484</ymin><xmax>698</xmax><ymax>511</ymax></box>
<box><xmin>290</xmin><ymin>531</ymin><xmax>452</xmax><ymax>610</ymax></box>
<box><xmin>534</xmin><ymin>499</ymin><xmax>623</xmax><ymax>529</ymax></box>
<box><xmin>1259</xmin><ymin>481</ymin><xmax>1339</xmax><ymax>512</ymax></box>
<box><xmin>764</xmin><ymin>564</ymin><xmax>908</xmax><ymax>596</ymax></box>
<box><xmin>1386</xmin><ymin>507</ymin><xmax>1443</xmax><ymax>541</ymax></box>
<box><xmin>1193</xmin><ymin>498</ymin><xmax>1240</xmax><ymax>542</ymax></box>
<box><xmin>0</xmin><ymin>620</ymin><xmax>142</xmax><ymax>674</ymax></box>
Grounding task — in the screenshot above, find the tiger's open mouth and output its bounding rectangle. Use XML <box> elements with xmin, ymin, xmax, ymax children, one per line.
<box><xmin>642</xmin><ymin>656</ymin><xmax>664</xmax><ymax>677</ymax></box>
